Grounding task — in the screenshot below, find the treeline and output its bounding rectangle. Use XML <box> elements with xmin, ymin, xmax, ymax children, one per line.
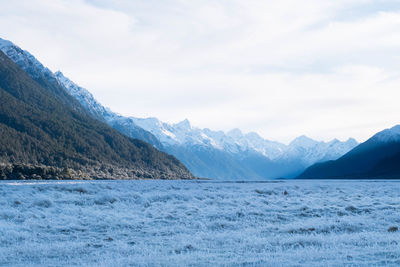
<box><xmin>0</xmin><ymin>163</ymin><xmax>77</xmax><ymax>180</ymax></box>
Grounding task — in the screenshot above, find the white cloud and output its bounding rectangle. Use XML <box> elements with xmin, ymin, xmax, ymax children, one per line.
<box><xmin>1</xmin><ymin>0</ymin><xmax>400</xmax><ymax>143</ymax></box>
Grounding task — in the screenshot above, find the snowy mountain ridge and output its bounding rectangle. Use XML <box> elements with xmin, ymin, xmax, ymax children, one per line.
<box><xmin>130</xmin><ymin>117</ymin><xmax>358</xmax><ymax>163</ymax></box>
<box><xmin>0</xmin><ymin>38</ymin><xmax>55</xmax><ymax>82</ymax></box>
<box><xmin>283</xmin><ymin>136</ymin><xmax>358</xmax><ymax>165</ymax></box>
<box><xmin>0</xmin><ymin>37</ymin><xmax>359</xmax><ymax>179</ymax></box>
<box><xmin>54</xmin><ymin>71</ymin><xmax>116</xmax><ymax>121</ymax></box>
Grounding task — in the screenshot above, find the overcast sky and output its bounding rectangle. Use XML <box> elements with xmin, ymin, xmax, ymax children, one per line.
<box><xmin>1</xmin><ymin>0</ymin><xmax>400</xmax><ymax>143</ymax></box>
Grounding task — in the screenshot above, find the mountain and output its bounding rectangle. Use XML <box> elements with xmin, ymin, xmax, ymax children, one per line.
<box><xmin>0</xmin><ymin>37</ymin><xmax>358</xmax><ymax>180</ymax></box>
<box><xmin>298</xmin><ymin>125</ymin><xmax>400</xmax><ymax>179</ymax></box>
<box><xmin>0</xmin><ymin>46</ymin><xmax>193</xmax><ymax>179</ymax></box>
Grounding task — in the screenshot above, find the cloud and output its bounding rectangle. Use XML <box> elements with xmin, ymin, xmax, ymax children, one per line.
<box><xmin>1</xmin><ymin>0</ymin><xmax>400</xmax><ymax>143</ymax></box>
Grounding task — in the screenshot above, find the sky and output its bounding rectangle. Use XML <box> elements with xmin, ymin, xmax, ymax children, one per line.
<box><xmin>1</xmin><ymin>0</ymin><xmax>400</xmax><ymax>143</ymax></box>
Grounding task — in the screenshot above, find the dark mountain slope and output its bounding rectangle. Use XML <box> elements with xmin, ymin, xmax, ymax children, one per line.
<box><xmin>367</xmin><ymin>151</ymin><xmax>400</xmax><ymax>178</ymax></box>
<box><xmin>298</xmin><ymin>126</ymin><xmax>400</xmax><ymax>179</ymax></box>
<box><xmin>0</xmin><ymin>51</ymin><xmax>193</xmax><ymax>179</ymax></box>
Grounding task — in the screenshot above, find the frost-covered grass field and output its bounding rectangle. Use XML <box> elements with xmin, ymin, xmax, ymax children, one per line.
<box><xmin>0</xmin><ymin>180</ymin><xmax>399</xmax><ymax>266</ymax></box>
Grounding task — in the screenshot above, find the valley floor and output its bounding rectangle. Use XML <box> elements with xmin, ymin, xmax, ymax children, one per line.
<box><xmin>0</xmin><ymin>180</ymin><xmax>399</xmax><ymax>266</ymax></box>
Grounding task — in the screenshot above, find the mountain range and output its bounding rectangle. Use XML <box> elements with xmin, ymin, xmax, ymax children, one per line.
<box><xmin>0</xmin><ymin>37</ymin><xmax>358</xmax><ymax>180</ymax></box>
<box><xmin>2</xmin><ymin>37</ymin><xmax>398</xmax><ymax>180</ymax></box>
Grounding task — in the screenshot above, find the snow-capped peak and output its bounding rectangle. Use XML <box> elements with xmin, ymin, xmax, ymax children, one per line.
<box><xmin>328</xmin><ymin>138</ymin><xmax>340</xmax><ymax>144</ymax></box>
<box><xmin>227</xmin><ymin>128</ymin><xmax>243</xmax><ymax>139</ymax></box>
<box><xmin>289</xmin><ymin>135</ymin><xmax>318</xmax><ymax>148</ymax></box>
<box><xmin>174</xmin><ymin>119</ymin><xmax>191</xmax><ymax>130</ymax></box>
<box><xmin>345</xmin><ymin>137</ymin><xmax>358</xmax><ymax>146</ymax></box>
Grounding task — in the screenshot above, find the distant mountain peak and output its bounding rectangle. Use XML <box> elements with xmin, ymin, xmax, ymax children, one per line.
<box><xmin>289</xmin><ymin>135</ymin><xmax>317</xmax><ymax>147</ymax></box>
<box><xmin>174</xmin><ymin>118</ymin><xmax>191</xmax><ymax>129</ymax></box>
<box><xmin>227</xmin><ymin>128</ymin><xmax>243</xmax><ymax>138</ymax></box>
<box><xmin>345</xmin><ymin>137</ymin><xmax>358</xmax><ymax>145</ymax></box>
<box><xmin>329</xmin><ymin>138</ymin><xmax>340</xmax><ymax>143</ymax></box>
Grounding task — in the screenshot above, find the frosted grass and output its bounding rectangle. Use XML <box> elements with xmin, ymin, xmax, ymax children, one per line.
<box><xmin>0</xmin><ymin>180</ymin><xmax>399</xmax><ymax>266</ymax></box>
